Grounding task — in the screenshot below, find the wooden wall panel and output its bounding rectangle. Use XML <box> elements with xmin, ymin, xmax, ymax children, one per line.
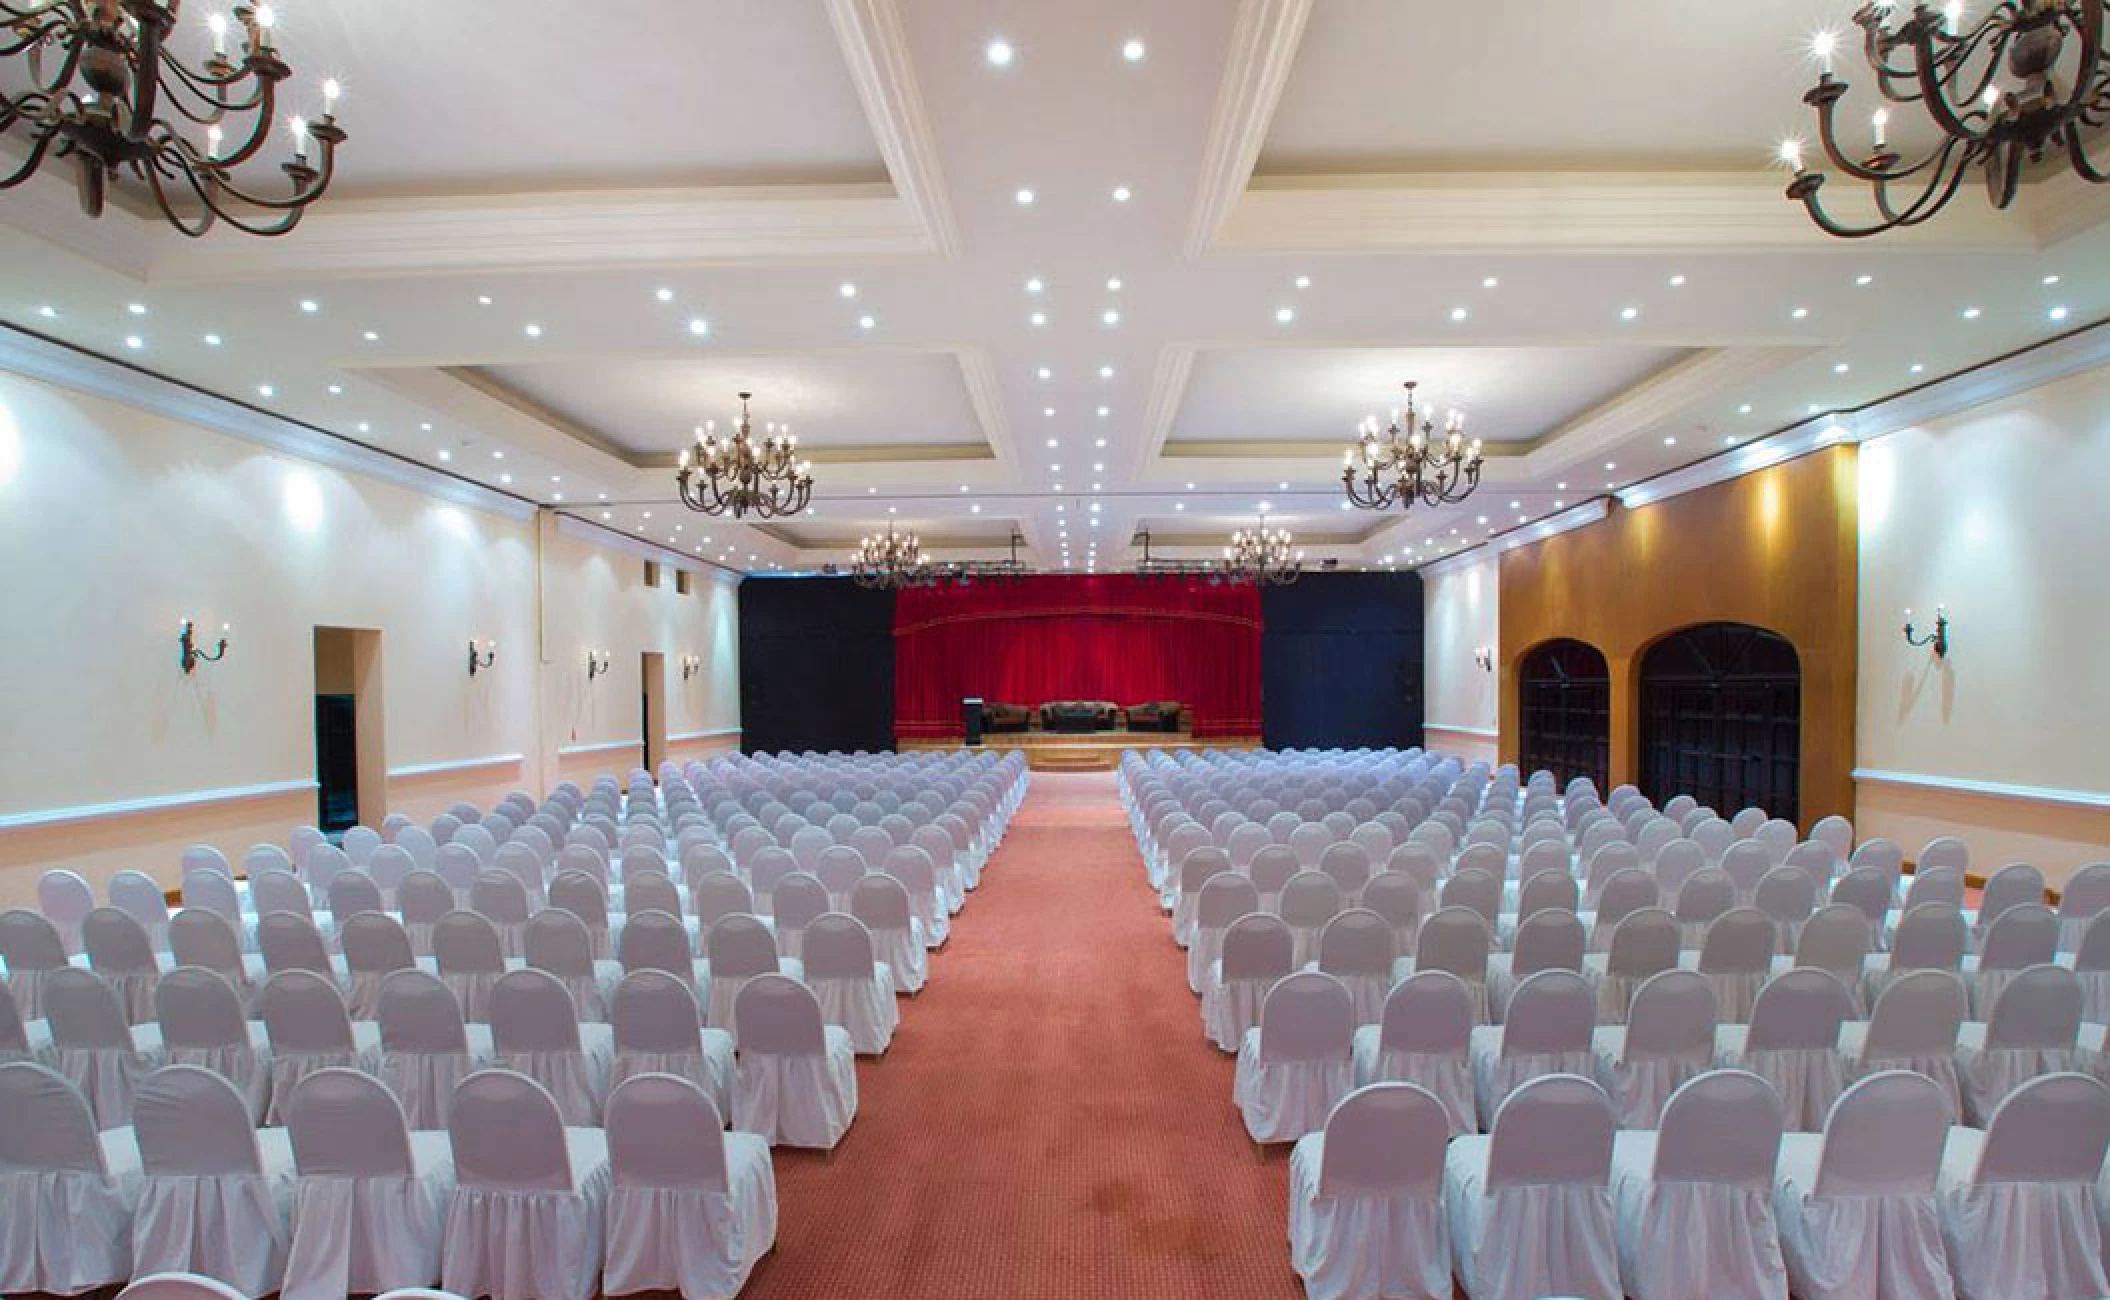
<box><xmin>1498</xmin><ymin>446</ymin><xmax>1859</xmax><ymax>828</ymax></box>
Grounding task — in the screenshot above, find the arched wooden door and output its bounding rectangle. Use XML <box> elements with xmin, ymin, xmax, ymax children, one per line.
<box><xmin>1516</xmin><ymin>639</ymin><xmax>1610</xmax><ymax>792</ymax></box>
<box><xmin>1639</xmin><ymin>622</ymin><xmax>1801</xmax><ymax>822</ymax></box>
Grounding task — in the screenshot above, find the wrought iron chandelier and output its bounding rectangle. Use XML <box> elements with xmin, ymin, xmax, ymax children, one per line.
<box><xmin>1342</xmin><ymin>381</ymin><xmax>1484</xmax><ymax>513</ymax></box>
<box><xmin>1783</xmin><ymin>1</ymin><xmax>2110</xmax><ymax>237</ymax></box>
<box><xmin>2</xmin><ymin>1</ymin><xmax>345</xmax><ymax>236</ymax></box>
<box><xmin>849</xmin><ymin>521</ymin><xmax>931</xmax><ymax>589</ymax></box>
<box><xmin>1221</xmin><ymin>517</ymin><xmax>1302</xmax><ymax>586</ymax></box>
<box><xmin>675</xmin><ymin>391</ymin><xmax>814</xmax><ymax>520</ymax></box>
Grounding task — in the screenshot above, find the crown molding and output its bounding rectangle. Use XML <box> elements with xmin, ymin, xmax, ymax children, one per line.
<box><xmin>1218</xmin><ymin>170</ymin><xmax>2035</xmax><ymax>254</ymax></box>
<box><xmin>550</xmin><ymin>512</ymin><xmax>748</xmax><ymax>582</ymax></box>
<box><xmin>1419</xmin><ymin>498</ymin><xmax>1610</xmax><ymax>575</ymax></box>
<box><xmin>826</xmin><ymin>0</ymin><xmax>961</xmax><ymax>262</ymax></box>
<box><xmin>1183</xmin><ymin>0</ymin><xmax>1315</xmax><ymax>258</ymax></box>
<box><xmin>955</xmin><ymin>346</ymin><xmax>1022</xmax><ymax>479</ymax></box>
<box><xmin>1136</xmin><ymin>344</ymin><xmax>1200</xmax><ymax>476</ymax></box>
<box><xmin>1521</xmin><ymin>344</ymin><xmax>1819</xmax><ymax>476</ymax></box>
<box><xmin>0</xmin><ymin>324</ymin><xmax>536</xmax><ymax>521</ymax></box>
<box><xmin>142</xmin><ymin>184</ymin><xmax>932</xmax><ymax>286</ymax></box>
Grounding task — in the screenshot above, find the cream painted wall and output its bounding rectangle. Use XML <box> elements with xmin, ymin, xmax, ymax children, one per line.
<box><xmin>1421</xmin><ymin>552</ymin><xmax>1501</xmax><ymax>766</ymax></box>
<box><xmin>0</xmin><ymin>368</ymin><xmax>739</xmax><ymax>903</ymax></box>
<box><xmin>1856</xmin><ymin>363</ymin><xmax>2110</xmax><ymax>884</ymax></box>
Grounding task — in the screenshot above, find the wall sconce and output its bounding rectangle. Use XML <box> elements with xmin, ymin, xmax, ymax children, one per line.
<box><xmin>467</xmin><ymin>639</ymin><xmax>497</xmax><ymax>677</ymax></box>
<box><xmin>680</xmin><ymin>654</ymin><xmax>703</xmax><ymax>680</ymax></box>
<box><xmin>1473</xmin><ymin>646</ymin><xmax>1495</xmax><ymax>672</ymax></box>
<box><xmin>1903</xmin><ymin>605</ymin><xmax>1949</xmax><ymax>658</ymax></box>
<box><xmin>178</xmin><ymin>618</ymin><xmax>230</xmax><ymax>674</ymax></box>
<box><xmin>586</xmin><ymin>649</ymin><xmax>612</xmax><ymax>680</ymax></box>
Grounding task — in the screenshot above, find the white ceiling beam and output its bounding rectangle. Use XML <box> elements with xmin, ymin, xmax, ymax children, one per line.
<box><xmin>1183</xmin><ymin>0</ymin><xmax>1316</xmax><ymax>258</ymax></box>
<box><xmin>825</xmin><ymin>0</ymin><xmax>961</xmax><ymax>262</ymax></box>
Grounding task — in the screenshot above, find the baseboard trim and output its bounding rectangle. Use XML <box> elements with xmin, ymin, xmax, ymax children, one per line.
<box><xmin>0</xmin><ymin>778</ymin><xmax>318</xmax><ymax>831</ymax></box>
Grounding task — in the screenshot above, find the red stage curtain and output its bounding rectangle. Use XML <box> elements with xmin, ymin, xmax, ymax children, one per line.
<box><xmin>893</xmin><ymin>575</ymin><xmax>1262</xmax><ymax>740</ymax></box>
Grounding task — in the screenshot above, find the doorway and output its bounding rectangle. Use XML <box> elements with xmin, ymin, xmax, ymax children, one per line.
<box><xmin>1517</xmin><ymin>638</ymin><xmax>1611</xmax><ymax>793</ymax></box>
<box><xmin>314</xmin><ymin>627</ymin><xmax>387</xmax><ymax>834</ymax></box>
<box><xmin>640</xmin><ymin>651</ymin><xmax>666</xmax><ymax>774</ymax></box>
<box><xmin>1639</xmin><ymin>621</ymin><xmax>1801</xmax><ymax>823</ymax></box>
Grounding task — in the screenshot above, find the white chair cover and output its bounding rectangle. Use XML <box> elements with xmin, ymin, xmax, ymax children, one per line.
<box><xmin>0</xmin><ymin>1061</ymin><xmax>144</xmax><ymax>1294</ymax></box>
<box><xmin>601</xmin><ymin>1073</ymin><xmax>778</xmax><ymax>1299</ymax></box>
<box><xmin>282</xmin><ymin>1068</ymin><xmax>455</xmax><ymax>1300</ymax></box>
<box><xmin>1186</xmin><ymin>874</ymin><xmax>1261</xmax><ymax>995</ymax></box>
<box><xmin>45</xmin><ymin>966</ymin><xmax>166</xmax><ymax>1127</ymax></box>
<box><xmin>1203</xmin><ymin>914</ymin><xmax>1294</xmax><ymax>1052</ymax></box>
<box><xmin>522</xmin><ymin>910</ymin><xmax>620</xmax><ymax>1022</ymax></box>
<box><xmin>258</xmin><ymin>969</ymin><xmax>382</xmax><ymax>1125</ymax></box>
<box><xmin>154</xmin><ymin>967</ymin><xmax>271</xmax><ymax>1122</ymax></box>
<box><xmin>731</xmin><ymin>974</ymin><xmax>858</xmax><ymax>1149</ymax></box>
<box><xmin>850</xmin><ymin>874</ymin><xmax>928</xmax><ymax>994</ymax></box>
<box><xmin>609</xmin><ymin>971</ymin><xmax>734</xmax><ymax>1119</ymax></box>
<box><xmin>376</xmin><ymin>970</ymin><xmax>493</xmax><ymax>1131</ymax></box>
<box><xmin>1234</xmin><ymin>972</ymin><xmax>1356</xmax><ymax>1143</ymax></box>
<box><xmin>1591</xmin><ymin>969</ymin><xmax>1717</xmax><ymax>1129</ymax></box>
<box><xmin>1838</xmin><ymin>968</ymin><xmax>1966</xmax><ymax>1121</ymax></box>
<box><xmin>1714</xmin><ymin>967</ymin><xmax>1855</xmax><ymax>1132</ymax></box>
<box><xmin>1288</xmin><ymin>1083</ymin><xmax>1452</xmax><ymax>1300</ymax></box>
<box><xmin>131</xmin><ymin>1065</ymin><xmax>297</xmax><ymax>1297</ymax></box>
<box><xmin>1934</xmin><ymin>1072</ymin><xmax>2110</xmax><ymax>1300</ymax></box>
<box><xmin>441</xmin><ymin>1070</ymin><xmax>610</xmax><ymax>1300</ymax></box>
<box><xmin>1469</xmin><ymin>970</ymin><xmax>1597</xmax><ymax>1128</ymax></box>
<box><xmin>1443</xmin><ymin>1074</ymin><xmax>1621</xmax><ymax>1300</ymax></box>
<box><xmin>1608</xmin><ymin>1069</ymin><xmax>1787</xmax><ymax>1300</ymax></box>
<box><xmin>432</xmin><ymin>912</ymin><xmax>508</xmax><ymax>1022</ymax></box>
<box><xmin>487</xmin><ymin>969</ymin><xmax>613</xmax><ymax>1126</ymax></box>
<box><xmin>1351</xmin><ymin>971</ymin><xmax>1477</xmax><ymax>1135</ymax></box>
<box><xmin>83</xmin><ymin>907</ymin><xmax>170</xmax><ymax>1025</ymax></box>
<box><xmin>801</xmin><ymin>914</ymin><xmax>898</xmax><ymax>1055</ymax></box>
<box><xmin>1772</xmin><ymin>1070</ymin><xmax>1954</xmax><ymax>1300</ymax></box>
<box><xmin>0</xmin><ymin>907</ymin><xmax>70</xmax><ymax>1020</ymax></box>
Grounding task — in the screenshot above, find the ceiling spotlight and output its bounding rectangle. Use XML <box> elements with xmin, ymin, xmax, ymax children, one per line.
<box><xmin>1102</xmin><ymin>309</ymin><xmax>1121</xmax><ymax>325</ymax></box>
<box><xmin>256</xmin><ymin>384</ymin><xmax>274</xmax><ymax>398</ymax></box>
<box><xmin>1739</xmin><ymin>403</ymin><xmax>1754</xmax><ymax>414</ymax></box>
<box><xmin>1791</xmin><ymin>306</ymin><xmax>1810</xmax><ymax>319</ymax></box>
<box><xmin>1855</xmin><ymin>274</ymin><xmax>1874</xmax><ymax>286</ymax></box>
<box><xmin>202</xmin><ymin>333</ymin><xmax>221</xmax><ymax>346</ymax></box>
<box><xmin>1024</xmin><ymin>277</ymin><xmax>1045</xmax><ymax>294</ymax></box>
<box><xmin>2049</xmin><ymin>304</ymin><xmax>2071</xmax><ymax>321</ymax></box>
<box><xmin>1482</xmin><ymin>276</ymin><xmax>1499</xmax><ymax>289</ymax></box>
<box><xmin>1669</xmin><ymin>274</ymin><xmax>1687</xmax><ymax>287</ymax></box>
<box><xmin>362</xmin><ymin>330</ymin><xmax>379</xmax><ymax>341</ymax></box>
<box><xmin>1015</xmin><ymin>187</ymin><xmax>1036</xmax><ymax>205</ymax></box>
<box><xmin>438</xmin><ymin>449</ymin><xmax>452</xmax><ymax>461</ymax></box>
<box><xmin>299</xmin><ymin>299</ymin><xmax>318</xmax><ymax>313</ymax></box>
<box><xmin>524</xmin><ymin>323</ymin><xmax>543</xmax><ymax>338</ymax></box>
<box><xmin>1619</xmin><ymin>306</ymin><xmax>1639</xmax><ymax>321</ymax></box>
<box><xmin>1663</xmin><ymin>436</ymin><xmax>1678</xmax><ymax>446</ymax></box>
<box><xmin>688</xmin><ymin>318</ymin><xmax>710</xmax><ymax>337</ymax></box>
<box><xmin>1111</xmin><ymin>185</ymin><xmax>1132</xmax><ymax>202</ymax></box>
<box><xmin>655</xmin><ymin>287</ymin><xmax>674</xmax><ymax>303</ymax></box>
<box><xmin>2044</xmin><ymin>274</ymin><xmax>2063</xmax><ymax>285</ymax></box>
<box><xmin>1122</xmin><ymin>38</ymin><xmax>1146</xmax><ymax>62</ymax></box>
<box><xmin>1096</xmin><ymin>407</ymin><xmax>1109</xmax><ymax>418</ymax></box>
<box><xmin>477</xmin><ymin>295</ymin><xmax>493</xmax><ymax>306</ymax></box>
<box><xmin>1833</xmin><ymin>361</ymin><xmax>1850</xmax><ymax>373</ymax></box>
<box><xmin>127</xmin><ymin>302</ymin><xmax>147</xmax><ymax>316</ymax></box>
<box><xmin>1037</xmin><ymin>366</ymin><xmax>1052</xmax><ymax>380</ymax></box>
<box><xmin>1106</xmin><ymin>276</ymin><xmax>1122</xmax><ymax>291</ymax></box>
<box><xmin>1449</xmin><ymin>306</ymin><xmax>1468</xmax><ymax>322</ymax></box>
<box><xmin>1275</xmin><ymin>306</ymin><xmax>1295</xmax><ymax>324</ymax></box>
<box><xmin>1030</xmin><ymin>311</ymin><xmax>1047</xmax><ymax>326</ymax></box>
<box><xmin>1099</xmin><ymin>365</ymin><xmax>1115</xmax><ymax>379</ymax></box>
<box><xmin>859</xmin><ymin>314</ymin><xmax>877</xmax><ymax>330</ymax></box>
<box><xmin>986</xmin><ymin>38</ymin><xmax>1014</xmax><ymax>66</ymax></box>
<box><xmin>1962</xmin><ymin>306</ymin><xmax>1982</xmax><ymax>319</ymax></box>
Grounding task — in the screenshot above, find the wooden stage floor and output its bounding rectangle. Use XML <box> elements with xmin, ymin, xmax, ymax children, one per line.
<box><xmin>899</xmin><ymin>729</ymin><xmax>1261</xmax><ymax>772</ymax></box>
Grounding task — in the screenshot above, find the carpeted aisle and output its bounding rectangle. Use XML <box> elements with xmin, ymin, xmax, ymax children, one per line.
<box><xmin>741</xmin><ymin>770</ymin><xmax>1302</xmax><ymax>1299</ymax></box>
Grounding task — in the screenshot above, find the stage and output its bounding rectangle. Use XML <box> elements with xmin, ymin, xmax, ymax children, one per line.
<box><xmin>899</xmin><ymin>728</ymin><xmax>1261</xmax><ymax>772</ymax></box>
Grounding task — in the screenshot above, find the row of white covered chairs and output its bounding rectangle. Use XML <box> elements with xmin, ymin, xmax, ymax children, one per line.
<box><xmin>1285</xmin><ymin>1068</ymin><xmax>2110</xmax><ymax>1300</ymax></box>
<box><xmin>0</xmin><ymin>1062</ymin><xmax>775</xmax><ymax>1300</ymax></box>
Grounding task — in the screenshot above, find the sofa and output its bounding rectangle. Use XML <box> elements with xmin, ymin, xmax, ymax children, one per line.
<box><xmin>981</xmin><ymin>702</ymin><xmax>1034</xmax><ymax>733</ymax></box>
<box><xmin>1041</xmin><ymin>700</ymin><xmax>1120</xmax><ymax>733</ymax></box>
<box><xmin>1124</xmin><ymin>701</ymin><xmax>1185</xmax><ymax>733</ymax></box>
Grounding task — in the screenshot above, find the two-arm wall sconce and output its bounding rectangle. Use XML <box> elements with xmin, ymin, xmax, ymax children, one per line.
<box><xmin>1903</xmin><ymin>606</ymin><xmax>1949</xmax><ymax>658</ymax></box>
<box><xmin>680</xmin><ymin>654</ymin><xmax>703</xmax><ymax>680</ymax></box>
<box><xmin>178</xmin><ymin>619</ymin><xmax>230</xmax><ymax>674</ymax></box>
<box><xmin>1473</xmin><ymin>646</ymin><xmax>1495</xmax><ymax>672</ymax></box>
<box><xmin>467</xmin><ymin>639</ymin><xmax>497</xmax><ymax>676</ymax></box>
<box><xmin>586</xmin><ymin>649</ymin><xmax>613</xmax><ymax>680</ymax></box>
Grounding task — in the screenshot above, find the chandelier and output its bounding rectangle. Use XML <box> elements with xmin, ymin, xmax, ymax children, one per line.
<box><xmin>675</xmin><ymin>391</ymin><xmax>813</xmax><ymax>520</ymax></box>
<box><xmin>1342</xmin><ymin>381</ymin><xmax>1485</xmax><ymax>512</ymax></box>
<box><xmin>1221</xmin><ymin>517</ymin><xmax>1302</xmax><ymax>586</ymax></box>
<box><xmin>1783</xmin><ymin>1</ymin><xmax>2110</xmax><ymax>237</ymax></box>
<box><xmin>849</xmin><ymin>521</ymin><xmax>931</xmax><ymax>590</ymax></box>
<box><xmin>2</xmin><ymin>1</ymin><xmax>345</xmax><ymax>236</ymax></box>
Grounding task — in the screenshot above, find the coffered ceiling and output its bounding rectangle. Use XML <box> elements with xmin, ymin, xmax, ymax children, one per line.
<box><xmin>2</xmin><ymin>0</ymin><xmax>2105</xmax><ymax>577</ymax></box>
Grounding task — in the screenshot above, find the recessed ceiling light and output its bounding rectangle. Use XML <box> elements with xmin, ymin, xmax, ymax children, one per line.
<box><xmin>1096</xmin><ymin>463</ymin><xmax>1107</xmax><ymax>473</ymax></box>
<box><xmin>1275</xmin><ymin>306</ymin><xmax>1295</xmax><ymax>324</ymax></box>
<box><xmin>1294</xmin><ymin>275</ymin><xmax>1311</xmax><ymax>290</ymax></box>
<box><xmin>1833</xmin><ymin>362</ymin><xmax>1850</xmax><ymax>374</ymax></box>
<box><xmin>970</xmin><ymin>503</ymin><xmax>982</xmax><ymax>513</ymax></box>
<box><xmin>1037</xmin><ymin>366</ymin><xmax>1052</xmax><ymax>380</ymax></box>
<box><xmin>477</xmin><ymin>295</ymin><xmax>493</xmax><ymax>306</ymax></box>
<box><xmin>356</xmin><ymin>422</ymin><xmax>370</xmax><ymax>433</ymax></box>
<box><xmin>1111</xmin><ymin>185</ymin><xmax>1131</xmax><ymax>203</ymax></box>
<box><xmin>688</xmin><ymin>318</ymin><xmax>710</xmax><ymax>337</ymax></box>
<box><xmin>986</xmin><ymin>37</ymin><xmax>1014</xmax><ymax>66</ymax></box>
<box><xmin>362</xmin><ymin>330</ymin><xmax>379</xmax><ymax>342</ymax></box>
<box><xmin>1738</xmin><ymin>403</ymin><xmax>1753</xmax><ymax>414</ymax></box>
<box><xmin>1482</xmin><ymin>276</ymin><xmax>1499</xmax><ymax>289</ymax></box>
<box><xmin>1045</xmin><ymin>437</ymin><xmax>1058</xmax><ymax>448</ymax></box>
<box><xmin>1024</xmin><ymin>277</ymin><xmax>1044</xmax><ymax>294</ymax></box>
<box><xmin>1910</xmin><ymin>363</ymin><xmax>1925</xmax><ymax>373</ymax></box>
<box><xmin>1855</xmin><ymin>274</ymin><xmax>1873</xmax><ymax>286</ymax></box>
<box><xmin>327</xmin><ymin>384</ymin><xmax>342</xmax><ymax>395</ymax></box>
<box><xmin>1791</xmin><ymin>306</ymin><xmax>1809</xmax><ymax>319</ymax></box>
<box><xmin>1106</xmin><ymin>276</ymin><xmax>1122</xmax><ymax>291</ymax></box>
<box><xmin>500</xmin><ymin>473</ymin><xmax>512</xmax><ymax>485</ymax></box>
<box><xmin>438</xmin><ymin>449</ymin><xmax>452</xmax><ymax>461</ymax></box>
<box><xmin>493</xmin><ymin>450</ymin><xmax>505</xmax><ymax>460</ymax></box>
<box><xmin>524</xmin><ymin>323</ymin><xmax>542</xmax><ymax>338</ymax></box>
<box><xmin>1099</xmin><ymin>365</ymin><xmax>1114</xmax><ymax>379</ymax></box>
<box><xmin>838</xmin><ymin>282</ymin><xmax>857</xmax><ymax>300</ymax></box>
<box><xmin>1185</xmin><ymin>482</ymin><xmax>1196</xmax><ymax>490</ymax></box>
<box><xmin>1663</xmin><ymin>436</ymin><xmax>1677</xmax><ymax>446</ymax></box>
<box><xmin>1122</xmin><ymin>37</ymin><xmax>1146</xmax><ymax>61</ymax></box>
<box><xmin>1015</xmin><ymin>187</ymin><xmax>1036</xmax><ymax>205</ymax></box>
<box><xmin>655</xmin><ymin>287</ymin><xmax>674</xmax><ymax>303</ymax></box>
<box><xmin>1962</xmin><ymin>306</ymin><xmax>1982</xmax><ymax>319</ymax></box>
<box><xmin>126</xmin><ymin>302</ymin><xmax>147</xmax><ymax>316</ymax></box>
<box><xmin>256</xmin><ymin>384</ymin><xmax>274</xmax><ymax>398</ymax></box>
<box><xmin>1604</xmin><ymin>461</ymin><xmax>1616</xmax><ymax>470</ymax></box>
<box><xmin>1449</xmin><ymin>306</ymin><xmax>1468</xmax><ymax>322</ymax></box>
<box><xmin>1619</xmin><ymin>306</ymin><xmax>1639</xmax><ymax>321</ymax></box>
<box><xmin>859</xmin><ymin>314</ymin><xmax>877</xmax><ymax>330</ymax></box>
<box><xmin>2043</xmin><ymin>274</ymin><xmax>2062</xmax><ymax>285</ymax></box>
<box><xmin>1044</xmin><ymin>406</ymin><xmax>1056</xmax><ymax>417</ymax></box>
<box><xmin>1174</xmin><ymin>502</ymin><xmax>1185</xmax><ymax>511</ymax></box>
<box><xmin>1096</xmin><ymin>407</ymin><xmax>1109</xmax><ymax>418</ymax></box>
<box><xmin>202</xmin><ymin>333</ymin><xmax>222</xmax><ymax>346</ymax></box>
<box><xmin>1030</xmin><ymin>311</ymin><xmax>1047</xmax><ymax>326</ymax></box>
<box><xmin>1102</xmin><ymin>308</ymin><xmax>1120</xmax><ymax>325</ymax></box>
<box><xmin>299</xmin><ymin>300</ymin><xmax>318</xmax><ymax>314</ymax></box>
<box><xmin>2049</xmin><ymin>305</ymin><xmax>2070</xmax><ymax>321</ymax></box>
<box><xmin>37</xmin><ymin>305</ymin><xmax>56</xmax><ymax>318</ymax></box>
<box><xmin>1668</xmin><ymin>274</ymin><xmax>1687</xmax><ymax>287</ymax></box>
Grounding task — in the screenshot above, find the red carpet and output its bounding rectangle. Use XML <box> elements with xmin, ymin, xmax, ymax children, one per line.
<box><xmin>740</xmin><ymin>771</ymin><xmax>1302</xmax><ymax>1299</ymax></box>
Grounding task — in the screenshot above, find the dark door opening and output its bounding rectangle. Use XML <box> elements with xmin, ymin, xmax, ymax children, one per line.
<box><xmin>1640</xmin><ymin>622</ymin><xmax>1801</xmax><ymax>824</ymax></box>
<box><xmin>640</xmin><ymin>651</ymin><xmax>666</xmax><ymax>774</ymax></box>
<box><xmin>1517</xmin><ymin>638</ymin><xmax>1611</xmax><ymax>792</ymax></box>
<box><xmin>314</xmin><ymin>693</ymin><xmax>359</xmax><ymax>832</ymax></box>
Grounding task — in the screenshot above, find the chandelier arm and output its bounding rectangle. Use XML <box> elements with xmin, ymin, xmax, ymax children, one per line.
<box><xmin>1873</xmin><ymin>135</ymin><xmax>1978</xmax><ymax>225</ymax></box>
<box><xmin>153</xmin><ymin>59</ymin><xmax>272</xmax><ymax>125</ymax></box>
<box><xmin>1811</xmin><ymin>83</ymin><xmax>1957</xmax><ymax>181</ymax></box>
<box><xmin>193</xmin><ymin>68</ymin><xmax>280</xmax><ymax>170</ymax></box>
<box><xmin>1</xmin><ymin>13</ymin><xmax>73</xmax><ymax>62</ymax></box>
<box><xmin>140</xmin><ymin>158</ymin><xmax>224</xmax><ymax>236</ymax></box>
<box><xmin>154</xmin><ymin>136</ymin><xmax>334</xmax><ymax>215</ymax></box>
<box><xmin>1907</xmin><ymin>14</ymin><xmax>2002</xmax><ymax>143</ymax></box>
<box><xmin>2062</xmin><ymin>116</ymin><xmax>2110</xmax><ymax>180</ymax></box>
<box><xmin>1795</xmin><ymin>137</ymin><xmax>1975</xmax><ymax>235</ymax></box>
<box><xmin>0</xmin><ymin>122</ymin><xmax>58</xmax><ymax>187</ymax></box>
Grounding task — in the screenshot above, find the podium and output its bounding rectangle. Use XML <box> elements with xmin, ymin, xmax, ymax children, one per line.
<box><xmin>962</xmin><ymin>697</ymin><xmax>984</xmax><ymax>746</ymax></box>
